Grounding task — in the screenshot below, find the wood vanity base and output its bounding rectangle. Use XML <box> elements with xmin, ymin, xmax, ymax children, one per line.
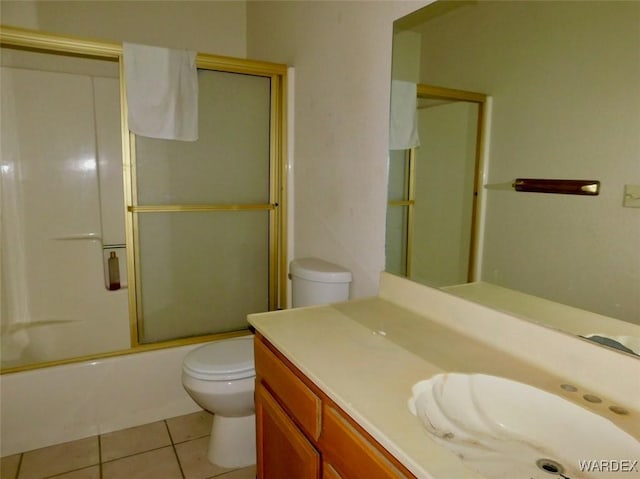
<box><xmin>255</xmin><ymin>333</ymin><xmax>416</xmax><ymax>479</ymax></box>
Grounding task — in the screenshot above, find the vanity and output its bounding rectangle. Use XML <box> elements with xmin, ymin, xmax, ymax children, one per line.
<box><xmin>254</xmin><ymin>333</ymin><xmax>415</xmax><ymax>478</ymax></box>
<box><xmin>248</xmin><ymin>273</ymin><xmax>640</xmax><ymax>479</ymax></box>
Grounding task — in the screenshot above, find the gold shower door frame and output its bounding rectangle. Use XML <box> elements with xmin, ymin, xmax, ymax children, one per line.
<box><xmin>126</xmin><ymin>58</ymin><xmax>287</xmax><ymax>347</ymax></box>
<box><xmin>0</xmin><ymin>26</ymin><xmax>288</xmax><ymax>370</ymax></box>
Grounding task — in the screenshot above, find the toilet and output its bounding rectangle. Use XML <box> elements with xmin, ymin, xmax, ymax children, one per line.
<box><xmin>181</xmin><ymin>258</ymin><xmax>352</xmax><ymax>468</ymax></box>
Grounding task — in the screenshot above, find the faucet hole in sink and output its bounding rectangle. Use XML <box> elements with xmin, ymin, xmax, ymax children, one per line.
<box><xmin>536</xmin><ymin>458</ymin><xmax>565</xmax><ymax>475</ymax></box>
<box><xmin>609</xmin><ymin>405</ymin><xmax>629</xmax><ymax>415</ymax></box>
<box><xmin>583</xmin><ymin>394</ymin><xmax>602</xmax><ymax>403</ymax></box>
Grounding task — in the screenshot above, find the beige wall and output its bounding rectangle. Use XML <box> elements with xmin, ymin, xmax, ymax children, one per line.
<box><xmin>0</xmin><ymin>1</ymin><xmax>247</xmax><ymax>56</ymax></box>
<box><xmin>246</xmin><ymin>1</ymin><xmax>429</xmax><ymax>298</ymax></box>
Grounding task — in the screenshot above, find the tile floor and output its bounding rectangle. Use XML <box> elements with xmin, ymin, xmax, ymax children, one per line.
<box><xmin>0</xmin><ymin>411</ymin><xmax>256</xmax><ymax>479</ymax></box>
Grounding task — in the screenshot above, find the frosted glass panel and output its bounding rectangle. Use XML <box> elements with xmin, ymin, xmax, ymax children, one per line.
<box><xmin>137</xmin><ymin>211</ymin><xmax>269</xmax><ymax>343</ymax></box>
<box><xmin>135</xmin><ymin>70</ymin><xmax>271</xmax><ymax>205</ymax></box>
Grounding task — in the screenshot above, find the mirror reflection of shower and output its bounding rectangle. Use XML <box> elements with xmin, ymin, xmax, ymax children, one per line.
<box><xmin>0</xmin><ymin>47</ymin><xmax>130</xmax><ymax>369</ymax></box>
<box><xmin>386</xmin><ymin>85</ymin><xmax>488</xmax><ymax>288</ymax></box>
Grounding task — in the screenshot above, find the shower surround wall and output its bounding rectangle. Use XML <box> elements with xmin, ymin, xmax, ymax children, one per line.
<box><xmin>0</xmin><ymin>55</ymin><xmax>130</xmax><ymax>369</ymax></box>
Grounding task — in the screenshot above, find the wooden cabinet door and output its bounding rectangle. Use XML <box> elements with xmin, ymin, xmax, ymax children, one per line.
<box><xmin>323</xmin><ymin>462</ymin><xmax>343</xmax><ymax>479</ymax></box>
<box><xmin>254</xmin><ymin>337</ymin><xmax>321</xmax><ymax>439</ymax></box>
<box><xmin>256</xmin><ymin>381</ymin><xmax>321</xmax><ymax>479</ymax></box>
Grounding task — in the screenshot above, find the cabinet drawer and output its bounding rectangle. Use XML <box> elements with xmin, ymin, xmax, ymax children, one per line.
<box><xmin>321</xmin><ymin>405</ymin><xmax>407</xmax><ymax>479</ymax></box>
<box><xmin>254</xmin><ymin>337</ymin><xmax>321</xmax><ymax>439</ymax></box>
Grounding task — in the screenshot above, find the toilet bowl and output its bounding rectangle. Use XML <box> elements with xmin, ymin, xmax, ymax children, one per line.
<box><xmin>181</xmin><ymin>335</ymin><xmax>256</xmax><ymax>468</ymax></box>
<box><xmin>181</xmin><ymin>258</ymin><xmax>352</xmax><ymax>468</ymax></box>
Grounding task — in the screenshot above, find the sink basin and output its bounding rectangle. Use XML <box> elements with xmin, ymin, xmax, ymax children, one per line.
<box><xmin>584</xmin><ymin>334</ymin><xmax>640</xmax><ymax>356</ymax></box>
<box><xmin>408</xmin><ymin>373</ymin><xmax>640</xmax><ymax>478</ymax></box>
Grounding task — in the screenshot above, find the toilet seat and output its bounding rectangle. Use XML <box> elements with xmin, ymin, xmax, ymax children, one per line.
<box><xmin>183</xmin><ymin>336</ymin><xmax>255</xmax><ymax>381</ymax></box>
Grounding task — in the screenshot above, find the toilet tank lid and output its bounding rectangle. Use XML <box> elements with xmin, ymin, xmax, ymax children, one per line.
<box><xmin>290</xmin><ymin>257</ymin><xmax>352</xmax><ymax>283</ymax></box>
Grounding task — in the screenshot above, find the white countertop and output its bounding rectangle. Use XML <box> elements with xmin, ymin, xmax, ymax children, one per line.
<box><xmin>248</xmin><ymin>297</ymin><xmax>640</xmax><ymax>479</ymax></box>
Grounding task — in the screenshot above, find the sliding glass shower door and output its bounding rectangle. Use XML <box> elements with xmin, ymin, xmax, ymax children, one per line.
<box><xmin>1</xmin><ymin>26</ymin><xmax>287</xmax><ymax>370</ymax></box>
<box><xmin>132</xmin><ymin>69</ymin><xmax>275</xmax><ymax>344</ymax></box>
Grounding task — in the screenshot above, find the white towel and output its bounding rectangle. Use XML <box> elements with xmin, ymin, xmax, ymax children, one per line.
<box><xmin>389</xmin><ymin>80</ymin><xmax>420</xmax><ymax>150</ymax></box>
<box><xmin>123</xmin><ymin>43</ymin><xmax>198</xmax><ymax>141</ymax></box>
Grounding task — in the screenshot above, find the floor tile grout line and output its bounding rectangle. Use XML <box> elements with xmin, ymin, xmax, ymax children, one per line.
<box><xmin>98</xmin><ymin>434</ymin><xmax>103</xmax><ymax>479</ymax></box>
<box><xmin>15</xmin><ymin>453</ymin><xmax>23</xmax><ymax>479</ymax></box>
<box><xmin>100</xmin><ymin>443</ymin><xmax>176</xmax><ymax>465</ymax></box>
<box><xmin>165</xmin><ymin>419</ymin><xmax>186</xmax><ymax>479</ymax></box>
<box><xmin>173</xmin><ymin>433</ymin><xmax>210</xmax><ymax>445</ymax></box>
<box><xmin>41</xmin><ymin>464</ymin><xmax>100</xmax><ymax>479</ymax></box>
<box><xmin>165</xmin><ymin>418</ymin><xmax>176</xmax><ymax>445</ymax></box>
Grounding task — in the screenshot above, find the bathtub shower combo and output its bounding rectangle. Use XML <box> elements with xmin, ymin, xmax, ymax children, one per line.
<box><xmin>0</xmin><ymin>32</ymin><xmax>287</xmax><ymax>372</ymax></box>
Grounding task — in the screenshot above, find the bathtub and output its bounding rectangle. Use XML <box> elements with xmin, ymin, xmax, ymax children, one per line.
<box><xmin>0</xmin><ymin>343</ymin><xmax>202</xmax><ymax>457</ymax></box>
<box><xmin>1</xmin><ymin>307</ymin><xmax>130</xmax><ymax>371</ymax></box>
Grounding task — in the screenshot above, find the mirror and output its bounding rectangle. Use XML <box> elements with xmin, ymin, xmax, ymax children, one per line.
<box><xmin>386</xmin><ymin>0</ymin><xmax>640</xmax><ymax>357</ymax></box>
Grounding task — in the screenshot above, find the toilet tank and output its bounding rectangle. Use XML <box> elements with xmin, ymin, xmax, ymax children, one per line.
<box><xmin>290</xmin><ymin>258</ymin><xmax>352</xmax><ymax>308</ymax></box>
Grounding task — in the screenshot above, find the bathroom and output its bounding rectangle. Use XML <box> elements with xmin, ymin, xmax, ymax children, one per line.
<box><xmin>1</xmin><ymin>1</ymin><xmax>639</xmax><ymax>478</ymax></box>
